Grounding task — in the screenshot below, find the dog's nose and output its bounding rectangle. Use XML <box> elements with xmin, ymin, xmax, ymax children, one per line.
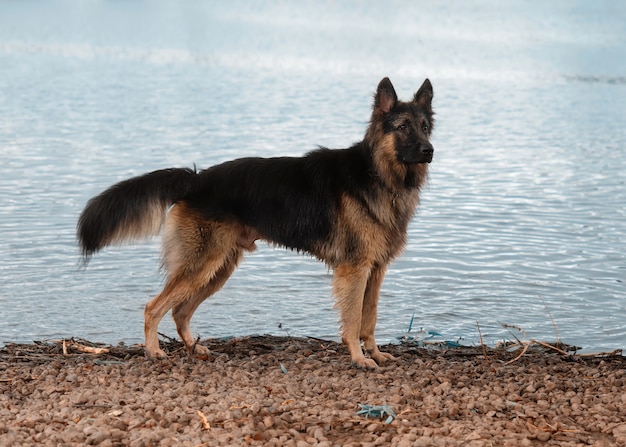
<box><xmin>420</xmin><ymin>144</ymin><xmax>434</xmax><ymax>155</ymax></box>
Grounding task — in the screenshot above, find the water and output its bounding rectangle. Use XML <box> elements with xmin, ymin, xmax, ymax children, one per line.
<box><xmin>1</xmin><ymin>1</ymin><xmax>624</xmax><ymax>353</ymax></box>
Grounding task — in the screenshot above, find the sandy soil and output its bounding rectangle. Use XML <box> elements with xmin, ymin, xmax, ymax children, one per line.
<box><xmin>1</xmin><ymin>335</ymin><xmax>625</xmax><ymax>446</ymax></box>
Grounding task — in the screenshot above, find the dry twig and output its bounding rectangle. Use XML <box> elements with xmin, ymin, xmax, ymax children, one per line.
<box><xmin>476</xmin><ymin>321</ymin><xmax>490</xmax><ymax>363</ymax></box>
<box><xmin>197</xmin><ymin>410</ymin><xmax>211</xmax><ymax>431</ymax></box>
<box><xmin>540</xmin><ymin>295</ymin><xmax>560</xmax><ymax>344</ymax></box>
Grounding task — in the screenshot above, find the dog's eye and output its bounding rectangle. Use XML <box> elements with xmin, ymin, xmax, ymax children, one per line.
<box><xmin>396</xmin><ymin>123</ymin><xmax>408</xmax><ymax>132</ymax></box>
<box><xmin>421</xmin><ymin>123</ymin><xmax>429</xmax><ymax>133</ymax></box>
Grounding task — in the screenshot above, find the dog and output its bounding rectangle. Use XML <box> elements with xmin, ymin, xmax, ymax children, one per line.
<box><xmin>77</xmin><ymin>77</ymin><xmax>434</xmax><ymax>368</ymax></box>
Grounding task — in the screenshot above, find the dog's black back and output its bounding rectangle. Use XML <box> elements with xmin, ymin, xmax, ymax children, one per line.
<box><xmin>186</xmin><ymin>145</ymin><xmax>373</xmax><ymax>253</ymax></box>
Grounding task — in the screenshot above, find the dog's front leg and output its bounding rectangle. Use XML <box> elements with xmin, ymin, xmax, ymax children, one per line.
<box><xmin>333</xmin><ymin>264</ymin><xmax>377</xmax><ymax>368</ymax></box>
<box><xmin>361</xmin><ymin>264</ymin><xmax>396</xmax><ymax>365</ymax></box>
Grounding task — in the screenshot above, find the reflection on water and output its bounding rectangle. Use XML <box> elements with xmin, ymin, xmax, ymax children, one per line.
<box><xmin>0</xmin><ymin>1</ymin><xmax>624</xmax><ymax>352</ymax></box>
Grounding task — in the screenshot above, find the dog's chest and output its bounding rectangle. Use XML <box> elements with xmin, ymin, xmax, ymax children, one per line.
<box><xmin>358</xmin><ymin>187</ymin><xmax>420</xmax><ymax>262</ymax></box>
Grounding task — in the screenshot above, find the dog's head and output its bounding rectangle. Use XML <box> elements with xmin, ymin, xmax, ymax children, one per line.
<box><xmin>369</xmin><ymin>78</ymin><xmax>434</xmax><ymax>164</ymax></box>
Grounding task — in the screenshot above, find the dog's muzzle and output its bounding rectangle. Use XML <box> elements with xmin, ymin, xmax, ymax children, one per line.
<box><xmin>415</xmin><ymin>143</ymin><xmax>434</xmax><ymax>163</ymax></box>
<box><xmin>400</xmin><ymin>143</ymin><xmax>434</xmax><ymax>164</ymax></box>
<box><xmin>422</xmin><ymin>146</ymin><xmax>434</xmax><ymax>163</ymax></box>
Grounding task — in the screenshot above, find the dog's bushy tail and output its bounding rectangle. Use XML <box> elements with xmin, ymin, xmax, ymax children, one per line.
<box><xmin>77</xmin><ymin>168</ymin><xmax>197</xmax><ymax>260</ymax></box>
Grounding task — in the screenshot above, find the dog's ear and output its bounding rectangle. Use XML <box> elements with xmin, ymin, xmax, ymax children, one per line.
<box><xmin>414</xmin><ymin>79</ymin><xmax>433</xmax><ymax>110</ymax></box>
<box><xmin>374</xmin><ymin>77</ymin><xmax>398</xmax><ymax>113</ymax></box>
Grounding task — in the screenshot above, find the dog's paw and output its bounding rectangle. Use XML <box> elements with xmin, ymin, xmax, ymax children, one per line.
<box><xmin>371</xmin><ymin>351</ymin><xmax>396</xmax><ymax>365</ymax></box>
<box><xmin>352</xmin><ymin>356</ymin><xmax>379</xmax><ymax>369</ymax></box>
<box><xmin>145</xmin><ymin>348</ymin><xmax>169</xmax><ymax>359</ymax></box>
<box><xmin>190</xmin><ymin>343</ymin><xmax>211</xmax><ymax>360</ymax></box>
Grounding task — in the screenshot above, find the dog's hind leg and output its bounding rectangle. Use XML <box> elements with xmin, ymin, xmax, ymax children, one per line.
<box><xmin>144</xmin><ymin>276</ymin><xmax>194</xmax><ymax>359</ymax></box>
<box><xmin>333</xmin><ymin>264</ymin><xmax>376</xmax><ymax>368</ymax></box>
<box><xmin>360</xmin><ymin>264</ymin><xmax>396</xmax><ymax>365</ymax></box>
<box><xmin>172</xmin><ymin>248</ymin><xmax>242</xmax><ymax>359</ymax></box>
<box><xmin>144</xmin><ymin>203</ymin><xmax>243</xmax><ymax>359</ymax></box>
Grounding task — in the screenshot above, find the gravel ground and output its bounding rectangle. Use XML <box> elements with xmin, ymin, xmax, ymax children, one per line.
<box><xmin>1</xmin><ymin>335</ymin><xmax>625</xmax><ymax>446</ymax></box>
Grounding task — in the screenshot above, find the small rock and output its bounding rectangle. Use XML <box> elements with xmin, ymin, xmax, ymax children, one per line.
<box><xmin>536</xmin><ymin>431</ymin><xmax>551</xmax><ymax>442</ymax></box>
<box><xmin>524</xmin><ymin>407</ymin><xmax>539</xmax><ymax>418</ymax></box>
<box><xmin>366</xmin><ymin>422</ymin><xmax>380</xmax><ymax>432</ymax></box>
<box><xmin>251</xmin><ymin>432</ymin><xmax>265</xmax><ymax>441</ymax></box>
<box><xmin>465</xmin><ymin>430</ymin><xmax>483</xmax><ymax>441</ymax></box>
<box><xmin>613</xmin><ymin>423</ymin><xmax>626</xmax><ymax>442</ymax></box>
<box><xmin>263</xmin><ymin>416</ymin><xmax>275</xmax><ymax>428</ymax></box>
<box><xmin>412</xmin><ymin>436</ymin><xmax>433</xmax><ymax>447</ymax></box>
<box><xmin>467</xmin><ymin>441</ymin><xmax>489</xmax><ymax>447</ymax></box>
<box><xmin>313</xmin><ymin>427</ymin><xmax>325</xmax><ymax>440</ymax></box>
<box><xmin>390</xmin><ymin>393</ymin><xmax>403</xmax><ymax>404</ymax></box>
<box><xmin>86</xmin><ymin>431</ymin><xmax>110</xmax><ymax>445</ymax></box>
<box><xmin>426</xmin><ymin>409</ymin><xmax>440</xmax><ymax>419</ymax></box>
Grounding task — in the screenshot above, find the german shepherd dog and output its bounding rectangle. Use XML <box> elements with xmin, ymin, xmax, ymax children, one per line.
<box><xmin>78</xmin><ymin>77</ymin><xmax>434</xmax><ymax>368</ymax></box>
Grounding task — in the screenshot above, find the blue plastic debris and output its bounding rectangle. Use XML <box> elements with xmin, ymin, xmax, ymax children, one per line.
<box><xmin>356</xmin><ymin>404</ymin><xmax>397</xmax><ymax>424</ymax></box>
<box><xmin>407</xmin><ymin>313</ymin><xmax>415</xmax><ymax>332</ymax></box>
<box><xmin>398</xmin><ymin>315</ymin><xmax>466</xmax><ymax>348</ymax></box>
<box><xmin>279</xmin><ymin>363</ymin><xmax>288</xmax><ymax>374</ymax></box>
<box><xmin>397</xmin><ymin>327</ymin><xmax>444</xmax><ymax>345</ymax></box>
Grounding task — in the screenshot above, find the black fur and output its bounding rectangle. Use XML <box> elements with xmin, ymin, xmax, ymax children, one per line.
<box><xmin>187</xmin><ymin>144</ymin><xmax>374</xmax><ymax>252</ymax></box>
<box><xmin>78</xmin><ymin>168</ymin><xmax>196</xmax><ymax>257</ymax></box>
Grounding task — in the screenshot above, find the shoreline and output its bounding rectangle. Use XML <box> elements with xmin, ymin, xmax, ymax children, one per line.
<box><xmin>2</xmin><ymin>335</ymin><xmax>625</xmax><ymax>446</ymax></box>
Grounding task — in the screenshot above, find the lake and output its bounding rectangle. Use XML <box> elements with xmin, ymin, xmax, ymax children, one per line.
<box><xmin>0</xmin><ymin>1</ymin><xmax>624</xmax><ymax>353</ymax></box>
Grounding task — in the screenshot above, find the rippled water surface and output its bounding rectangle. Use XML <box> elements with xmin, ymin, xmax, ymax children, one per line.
<box><xmin>1</xmin><ymin>1</ymin><xmax>624</xmax><ymax>352</ymax></box>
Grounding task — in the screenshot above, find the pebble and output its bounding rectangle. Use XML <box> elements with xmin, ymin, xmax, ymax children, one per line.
<box><xmin>613</xmin><ymin>423</ymin><xmax>626</xmax><ymax>443</ymax></box>
<box><xmin>1</xmin><ymin>336</ymin><xmax>624</xmax><ymax>446</ymax></box>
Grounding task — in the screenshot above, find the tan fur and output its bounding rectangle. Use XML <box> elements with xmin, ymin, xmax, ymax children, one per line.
<box><xmin>325</xmin><ymin>187</ymin><xmax>421</xmax><ymax>367</ymax></box>
<box><xmin>108</xmin><ymin>200</ymin><xmax>167</xmax><ymax>247</ymax></box>
<box><xmin>332</xmin><ymin>263</ymin><xmax>373</xmax><ymax>367</ymax></box>
<box><xmin>145</xmin><ymin>204</ymin><xmax>256</xmax><ymax>359</ymax></box>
